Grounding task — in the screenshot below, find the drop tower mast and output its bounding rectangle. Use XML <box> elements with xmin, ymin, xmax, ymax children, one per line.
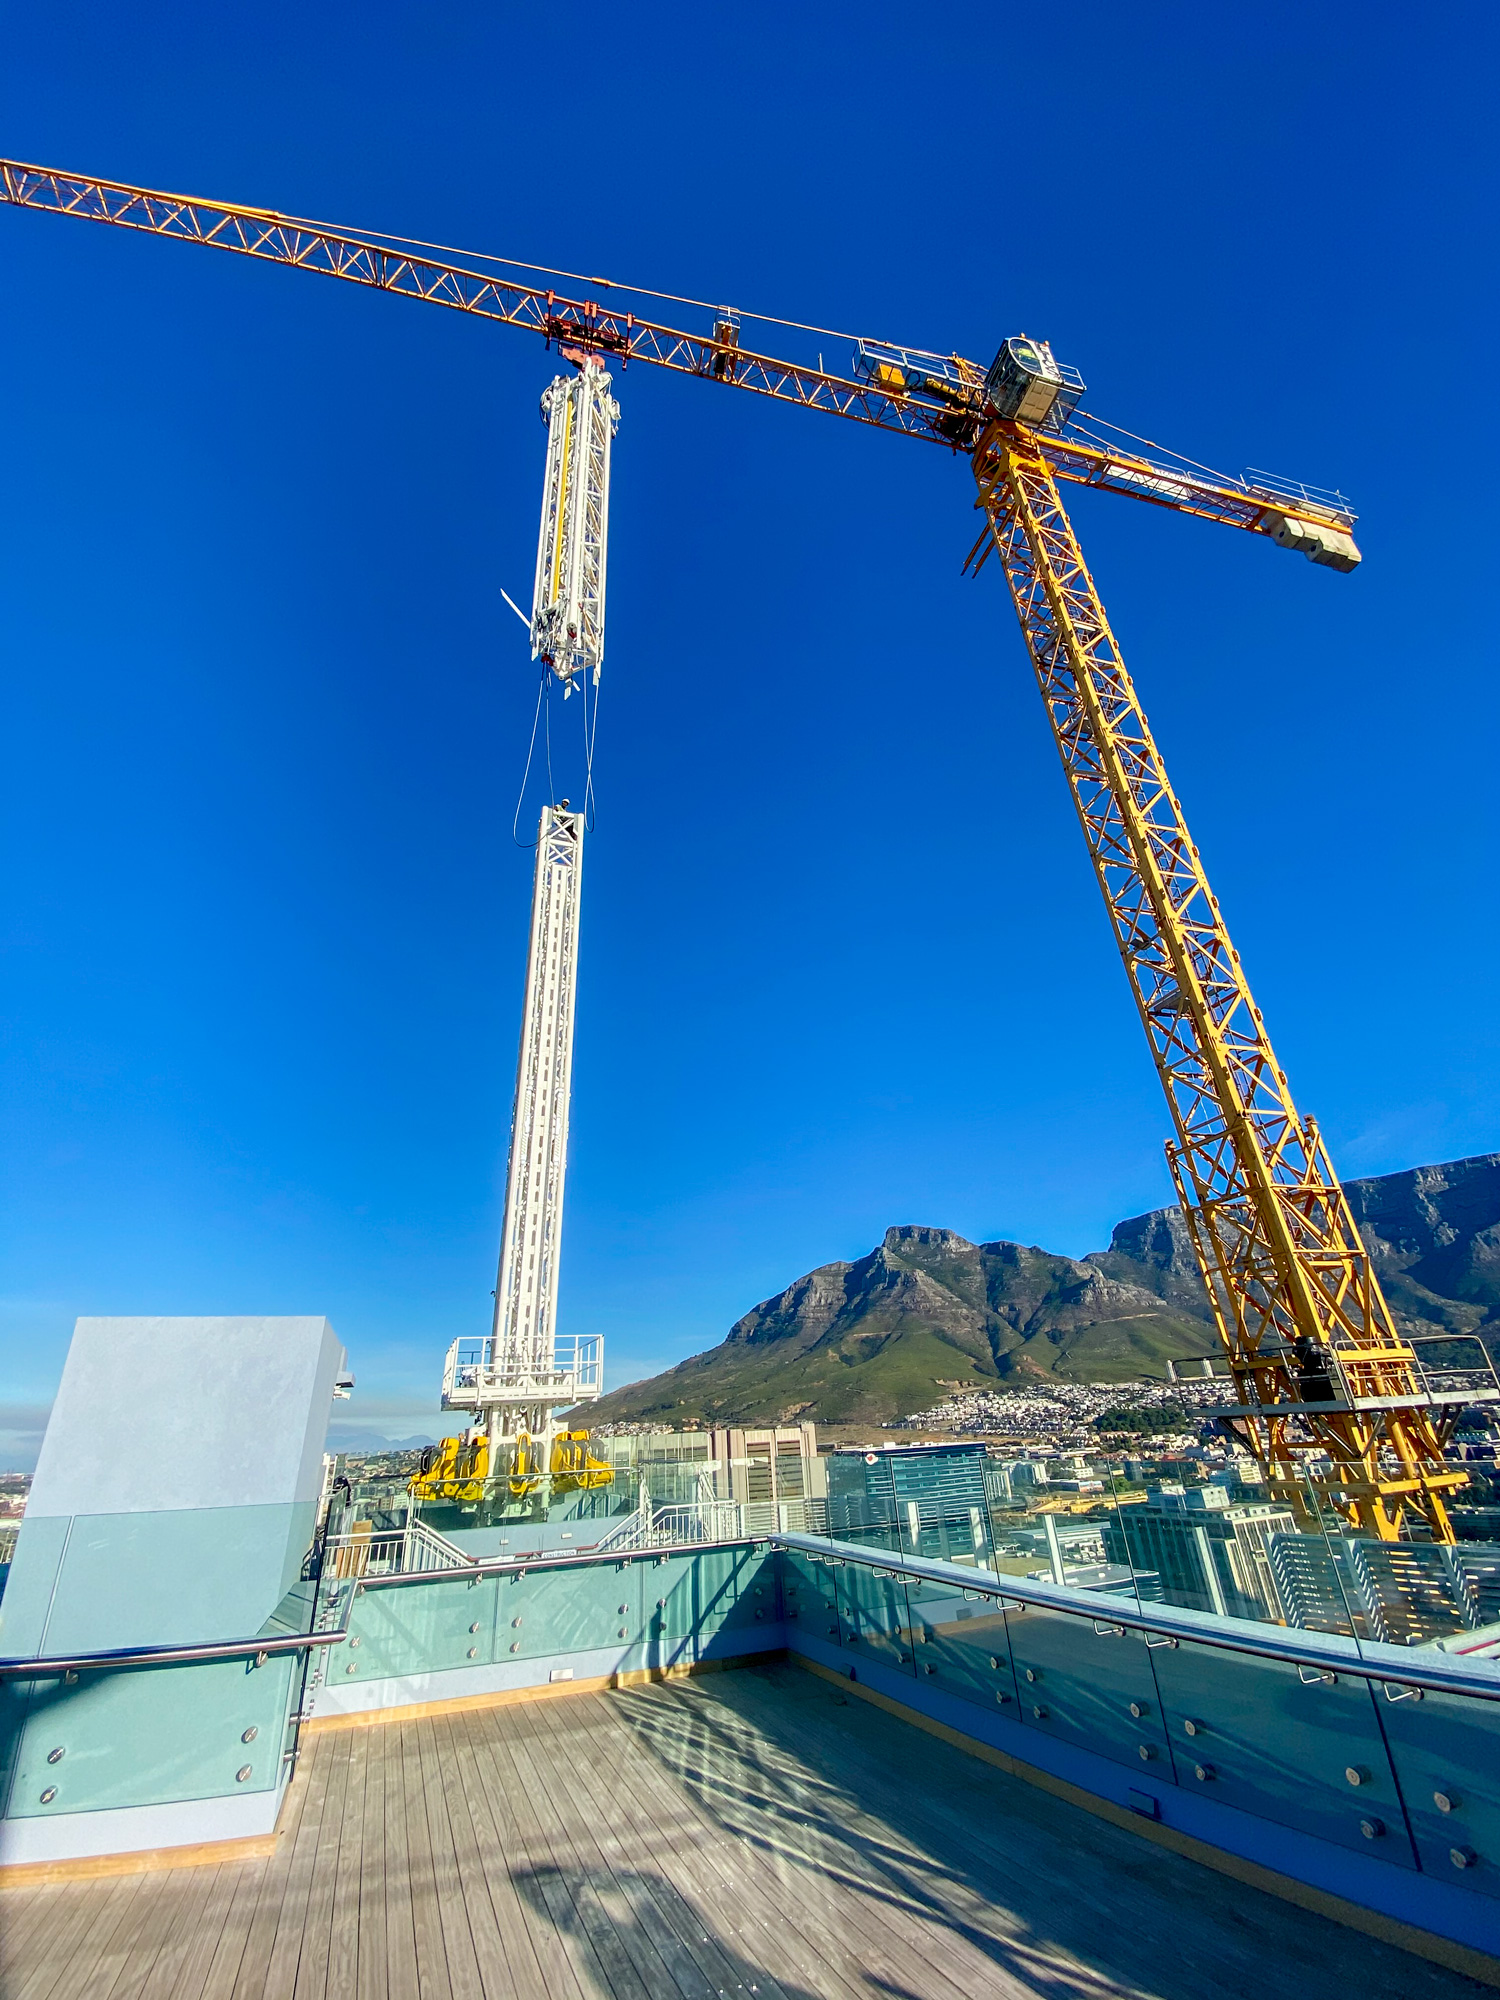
<box><xmin>431</xmin><ymin>360</ymin><xmax>619</xmax><ymax>1501</ymax></box>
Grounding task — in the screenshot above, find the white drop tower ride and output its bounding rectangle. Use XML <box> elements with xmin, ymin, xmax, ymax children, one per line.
<box><xmin>436</xmin><ymin>361</ymin><xmax>619</xmax><ymax>1493</ymax></box>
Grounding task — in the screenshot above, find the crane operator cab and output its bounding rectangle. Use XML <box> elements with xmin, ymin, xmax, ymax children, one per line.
<box><xmin>985</xmin><ymin>335</ymin><xmax>1086</xmax><ymax>432</ymax></box>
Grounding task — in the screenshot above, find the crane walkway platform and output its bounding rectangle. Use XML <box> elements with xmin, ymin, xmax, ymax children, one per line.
<box><xmin>0</xmin><ymin>1661</ymin><xmax>1487</xmax><ymax>2000</ymax></box>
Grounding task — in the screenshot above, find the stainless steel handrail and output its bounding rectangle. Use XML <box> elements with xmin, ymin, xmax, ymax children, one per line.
<box><xmin>0</xmin><ymin>1628</ymin><xmax>347</xmax><ymax>1679</ymax></box>
<box><xmin>351</xmin><ymin>1532</ymin><xmax>769</xmax><ymax>1591</ymax></box>
<box><xmin>771</xmin><ymin>1530</ymin><xmax>1500</xmax><ymax>1704</ymax></box>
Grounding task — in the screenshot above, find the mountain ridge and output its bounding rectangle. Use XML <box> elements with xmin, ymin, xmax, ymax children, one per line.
<box><xmin>585</xmin><ymin>1152</ymin><xmax>1500</xmax><ymax>1429</ymax></box>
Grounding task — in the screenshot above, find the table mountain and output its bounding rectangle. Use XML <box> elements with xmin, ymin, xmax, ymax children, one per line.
<box><xmin>583</xmin><ymin>1152</ymin><xmax>1500</xmax><ymax>1430</ymax></box>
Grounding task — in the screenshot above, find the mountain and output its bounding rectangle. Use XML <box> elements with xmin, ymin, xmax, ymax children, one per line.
<box><xmin>325</xmin><ymin>1428</ymin><xmax>438</xmax><ymax>1455</ymax></box>
<box><xmin>585</xmin><ymin>1152</ymin><xmax>1500</xmax><ymax>1430</ymax></box>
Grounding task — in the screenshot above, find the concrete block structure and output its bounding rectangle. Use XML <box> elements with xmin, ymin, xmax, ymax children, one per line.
<box><xmin>0</xmin><ymin>1315</ymin><xmax>346</xmax><ymax>1867</ymax></box>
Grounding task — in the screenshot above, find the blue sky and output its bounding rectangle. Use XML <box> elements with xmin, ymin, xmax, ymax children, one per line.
<box><xmin>2</xmin><ymin>3</ymin><xmax>1497</xmax><ymax>1467</ymax></box>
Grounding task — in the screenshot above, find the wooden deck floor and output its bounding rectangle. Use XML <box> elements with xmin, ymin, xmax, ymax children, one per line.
<box><xmin>0</xmin><ymin>1660</ymin><xmax>1489</xmax><ymax>2000</ymax></box>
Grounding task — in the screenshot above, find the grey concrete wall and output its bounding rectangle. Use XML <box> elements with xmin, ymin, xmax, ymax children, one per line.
<box><xmin>1</xmin><ymin>1316</ymin><xmax>346</xmax><ymax>1655</ymax></box>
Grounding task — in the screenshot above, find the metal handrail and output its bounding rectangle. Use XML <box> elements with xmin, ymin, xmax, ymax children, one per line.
<box><xmin>351</xmin><ymin>1529</ymin><xmax>769</xmax><ymax>1591</ymax></box>
<box><xmin>771</xmin><ymin>1531</ymin><xmax>1500</xmax><ymax>1704</ymax></box>
<box><xmin>0</xmin><ymin>1628</ymin><xmax>347</xmax><ymax>1679</ymax></box>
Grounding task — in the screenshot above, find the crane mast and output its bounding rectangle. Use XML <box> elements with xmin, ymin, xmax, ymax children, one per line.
<box><xmin>3</xmin><ymin>156</ymin><xmax>1488</xmax><ymax>1540</ymax></box>
<box><xmin>971</xmin><ymin>420</ymin><xmax>1465</xmax><ymax>1540</ymax></box>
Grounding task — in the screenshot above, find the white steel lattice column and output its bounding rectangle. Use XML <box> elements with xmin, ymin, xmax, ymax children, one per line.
<box><xmin>435</xmin><ymin>363</ymin><xmax>613</xmax><ymax>1473</ymax></box>
<box><xmin>491</xmin><ymin>802</ymin><xmax>584</xmax><ymax>1427</ymax></box>
<box><xmin>530</xmin><ymin>361</ymin><xmax>618</xmax><ymax>689</ymax></box>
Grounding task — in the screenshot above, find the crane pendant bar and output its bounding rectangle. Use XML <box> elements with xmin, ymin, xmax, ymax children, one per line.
<box><xmin>531</xmin><ymin>362</ymin><xmax>618</xmax><ymax>690</ymax></box>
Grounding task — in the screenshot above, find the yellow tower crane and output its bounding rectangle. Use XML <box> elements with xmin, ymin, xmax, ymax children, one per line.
<box><xmin>2</xmin><ymin>157</ymin><xmax>1485</xmax><ymax>1543</ymax></box>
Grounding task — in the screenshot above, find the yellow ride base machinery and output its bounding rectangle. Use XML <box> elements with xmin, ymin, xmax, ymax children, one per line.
<box><xmin>408</xmin><ymin>1427</ymin><xmax>612</xmax><ymax>1507</ymax></box>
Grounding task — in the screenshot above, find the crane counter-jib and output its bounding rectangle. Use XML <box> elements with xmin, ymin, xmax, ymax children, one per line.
<box><xmin>7</xmin><ymin>151</ymin><xmax>1466</xmax><ymax>1545</ymax></box>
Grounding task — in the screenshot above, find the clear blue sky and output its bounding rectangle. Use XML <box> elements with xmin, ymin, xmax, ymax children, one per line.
<box><xmin>2</xmin><ymin>3</ymin><xmax>1496</xmax><ymax>1467</ymax></box>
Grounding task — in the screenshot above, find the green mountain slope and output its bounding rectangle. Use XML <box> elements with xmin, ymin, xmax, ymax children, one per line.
<box><xmin>584</xmin><ymin>1152</ymin><xmax>1500</xmax><ymax>1430</ymax></box>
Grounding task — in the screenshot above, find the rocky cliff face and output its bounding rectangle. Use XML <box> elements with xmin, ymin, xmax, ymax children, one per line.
<box><xmin>1095</xmin><ymin>1153</ymin><xmax>1500</xmax><ymax>1346</ymax></box>
<box><xmin>585</xmin><ymin>1153</ymin><xmax>1500</xmax><ymax>1429</ymax></box>
<box><xmin>1342</xmin><ymin>1154</ymin><xmax>1500</xmax><ymax>1336</ymax></box>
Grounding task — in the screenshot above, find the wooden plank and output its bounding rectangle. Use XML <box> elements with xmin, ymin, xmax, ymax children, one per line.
<box><xmin>442</xmin><ymin>1707</ymin><xmax>581</xmax><ymax>2000</ymax></box>
<box><xmin>519</xmin><ymin>1693</ymin><xmax>723</xmax><ymax>1997</ymax></box>
<box><xmin>293</xmin><ymin>1724</ymin><xmax>354</xmax><ymax>2000</ymax></box>
<box><xmin>255</xmin><ymin>1731</ymin><xmax>337</xmax><ymax>2000</ymax></box>
<box><xmin>26</xmin><ymin>1873</ymin><xmax>164</xmax><ymax>2000</ymax></box>
<box><xmin>577</xmin><ymin>1685</ymin><xmax>865</xmax><ymax>2000</ymax></box>
<box><xmin>498</xmin><ymin>1709</ymin><xmax>683</xmax><ymax>2000</ymax></box>
<box><xmin>486</xmin><ymin>1700</ymin><xmax>665</xmax><ymax>2000</ymax></box>
<box><xmin>692</xmin><ymin>1688</ymin><xmax>1012</xmax><ymax>1952</ymax></box>
<box><xmin>324</xmin><ymin>1709</ymin><xmax>369</xmax><ymax>2000</ymax></box>
<box><xmin>694</xmin><ymin>1668</ymin><xmax>1062</xmax><ymax>1998</ymax></box>
<box><xmin>112</xmin><ymin>1857</ymin><xmax>224</xmax><ymax>2000</ymax></box>
<box><xmin>411</xmin><ymin>1717</ymin><xmax>484</xmax><ymax>2000</ymax></box>
<box><xmin>163</xmin><ymin>1863</ymin><xmax>248</xmax><ymax>2000</ymax></box>
<box><xmin>519</xmin><ymin>1695</ymin><xmax>730</xmax><ymax>2000</ymax></box>
<box><xmin>198</xmin><ymin>1762</ymin><xmax>314</xmax><ymax>2000</ymax></box>
<box><xmin>0</xmin><ymin>1881</ymin><xmax>68</xmax><ymax>1979</ymax></box>
<box><xmin>195</xmin><ymin>1858</ymin><xmax>272</xmax><ymax>2000</ymax></box>
<box><xmin>399</xmin><ymin>1720</ymin><xmax>455</xmax><ymax>2000</ymax></box>
<box><xmin>426</xmin><ymin>1712</ymin><xmax>536</xmax><ymax>2000</ymax></box>
<box><xmin>395</xmin><ymin>1720</ymin><xmax>452</xmax><ymax>2000</ymax></box>
<box><xmin>297</xmin><ymin>1653</ymin><xmax>767</xmax><ymax>1736</ymax></box>
<box><xmin>354</xmin><ymin>1705</ymin><xmax>389</xmax><ymax>2000</ymax></box>
<box><xmin>743</xmin><ymin>1665</ymin><xmax>1171</xmax><ymax>1980</ymax></box>
<box><xmin>15</xmin><ymin>1870</ymin><xmax>151</xmax><ymax>2000</ymax></box>
<box><xmin>594</xmin><ymin>1708</ymin><xmax>848</xmax><ymax>2000</ymax></box>
<box><xmin>9</xmin><ymin>1872</ymin><xmax>145</xmax><ymax>2000</ymax></box>
<box><xmin>597</xmin><ymin>1687</ymin><xmax>870</xmax><ymax>2000</ymax></box>
<box><xmin>221</xmin><ymin>1751</ymin><xmax>327</xmax><ymax>2000</ymax></box>
<box><xmin>657</xmin><ymin>1672</ymin><xmax>1010</xmax><ymax>2000</ymax></box>
<box><xmin>380</xmin><ymin>1724</ymin><xmax>421</xmax><ymax>2000</ymax></box>
<box><xmin>106</xmin><ymin>1869</ymin><xmax>215</xmax><ymax>2000</ymax></box>
<box><xmin>691</xmin><ymin>1676</ymin><xmax>1021</xmax><ymax>2000</ymax></box>
<box><xmin>729</xmin><ymin>1664</ymin><xmax>1488</xmax><ymax>2000</ymax></box>
<box><xmin>3</xmin><ymin>1872</ymin><xmax>147</xmax><ymax>2000</ymax></box>
<box><xmin>452</xmin><ymin>1705</ymin><xmax>612</xmax><ymax>2000</ymax></box>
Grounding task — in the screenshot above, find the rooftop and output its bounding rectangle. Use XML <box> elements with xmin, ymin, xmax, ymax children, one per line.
<box><xmin>0</xmin><ymin>1663</ymin><xmax>1485</xmax><ymax>2000</ymax></box>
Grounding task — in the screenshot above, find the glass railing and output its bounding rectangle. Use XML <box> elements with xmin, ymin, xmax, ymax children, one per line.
<box><xmin>324</xmin><ymin>1428</ymin><xmax>1500</xmax><ymax>1674</ymax></box>
<box><xmin>774</xmin><ymin>1523</ymin><xmax>1500</xmax><ymax>1899</ymax></box>
<box><xmin>0</xmin><ymin>1631</ymin><xmax>330</xmax><ymax>1825</ymax></box>
<box><xmin>2</xmin><ymin>1534</ymin><xmax>786</xmax><ymax>1832</ymax></box>
<box><xmin>307</xmin><ymin>1536</ymin><xmax>783</xmax><ymax>1705</ymax></box>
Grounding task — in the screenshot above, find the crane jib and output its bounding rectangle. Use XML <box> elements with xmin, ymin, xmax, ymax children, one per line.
<box><xmin>0</xmin><ymin>156</ymin><xmax>1357</xmax><ymax>554</ymax></box>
